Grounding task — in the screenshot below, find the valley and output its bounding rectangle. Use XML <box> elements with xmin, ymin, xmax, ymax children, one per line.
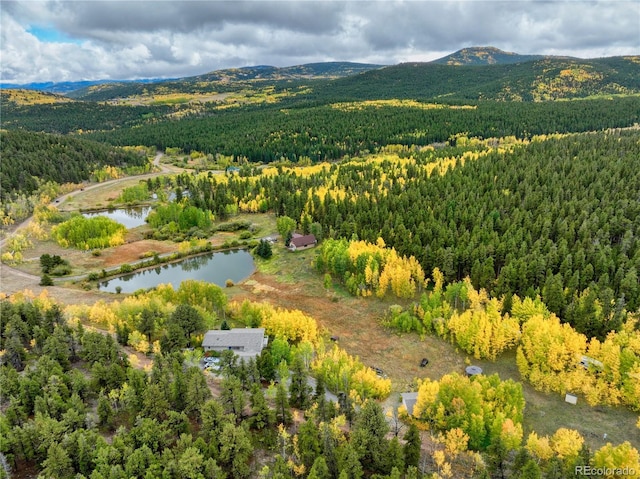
<box><xmin>1</xmin><ymin>48</ymin><xmax>639</xmax><ymax>479</ymax></box>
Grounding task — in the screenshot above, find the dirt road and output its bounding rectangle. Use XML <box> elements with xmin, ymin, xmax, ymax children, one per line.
<box><xmin>0</xmin><ymin>153</ymin><xmax>174</xmax><ymax>298</ymax></box>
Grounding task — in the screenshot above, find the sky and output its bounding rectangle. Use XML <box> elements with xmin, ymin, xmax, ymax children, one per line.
<box><xmin>2</xmin><ymin>0</ymin><xmax>639</xmax><ymax>84</ymax></box>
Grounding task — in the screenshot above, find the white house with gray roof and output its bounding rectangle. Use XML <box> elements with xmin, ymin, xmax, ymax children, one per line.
<box><xmin>202</xmin><ymin>328</ymin><xmax>268</xmax><ymax>360</ymax></box>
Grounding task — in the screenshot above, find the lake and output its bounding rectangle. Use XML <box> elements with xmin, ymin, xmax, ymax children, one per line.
<box><xmin>83</xmin><ymin>206</ymin><xmax>152</xmax><ymax>229</ymax></box>
<box><xmin>98</xmin><ymin>249</ymin><xmax>255</xmax><ymax>293</ymax></box>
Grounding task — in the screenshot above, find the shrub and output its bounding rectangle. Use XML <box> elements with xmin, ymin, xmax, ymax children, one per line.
<box><xmin>119</xmin><ymin>264</ymin><xmax>133</xmax><ymax>274</ymax></box>
<box><xmin>255</xmin><ymin>239</ymin><xmax>273</xmax><ymax>259</ymax></box>
<box><xmin>50</xmin><ymin>264</ymin><xmax>72</xmax><ymax>276</ymax></box>
<box><xmin>239</xmin><ymin>231</ymin><xmax>252</xmax><ymax>240</ymax></box>
<box><xmin>40</xmin><ymin>274</ymin><xmax>54</xmax><ymax>286</ymax></box>
<box><xmin>225</xmin><ymin>279</ymin><xmax>234</xmax><ymax>287</ymax></box>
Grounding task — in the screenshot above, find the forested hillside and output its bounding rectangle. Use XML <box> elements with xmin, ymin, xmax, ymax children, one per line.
<box><xmin>67</xmin><ymin>62</ymin><xmax>381</xmax><ymax>102</ymax></box>
<box><xmin>0</xmin><ymin>93</ymin><xmax>171</xmax><ymax>134</ymax></box>
<box><xmin>86</xmin><ymin>97</ymin><xmax>640</xmax><ymax>161</ymax></box>
<box><xmin>431</xmin><ymin>46</ymin><xmax>546</xmax><ymax>65</ymax></box>
<box><xmin>57</xmin><ymin>54</ymin><xmax>640</xmax><ymax>103</ymax></box>
<box><xmin>311</xmin><ymin>56</ymin><xmax>640</xmax><ymax>101</ymax></box>
<box><xmin>166</xmin><ymin>130</ymin><xmax>640</xmax><ymax>338</ymax></box>
<box><xmin>0</xmin><ymin>130</ymin><xmax>148</xmax><ymax>200</ymax></box>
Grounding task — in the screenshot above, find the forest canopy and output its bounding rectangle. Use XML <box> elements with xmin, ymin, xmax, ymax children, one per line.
<box><xmin>0</xmin><ymin>130</ymin><xmax>148</xmax><ymax>201</ymax></box>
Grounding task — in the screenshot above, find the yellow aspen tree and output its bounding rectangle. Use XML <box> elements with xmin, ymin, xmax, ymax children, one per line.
<box><xmin>550</xmin><ymin>428</ymin><xmax>584</xmax><ymax>460</ymax></box>
<box><xmin>525</xmin><ymin>432</ymin><xmax>554</xmax><ymax>461</ymax></box>
<box><xmin>592</xmin><ymin>442</ymin><xmax>640</xmax><ymax>478</ymax></box>
<box><xmin>444</xmin><ymin>428</ymin><xmax>469</xmax><ymax>458</ymax></box>
<box><xmin>500</xmin><ymin>418</ymin><xmax>523</xmax><ymax>450</ymax></box>
<box><xmin>433</xmin><ymin>267</ymin><xmax>444</xmax><ymax>292</ymax></box>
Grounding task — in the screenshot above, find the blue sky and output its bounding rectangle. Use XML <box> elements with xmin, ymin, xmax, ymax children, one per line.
<box><xmin>27</xmin><ymin>25</ymin><xmax>83</xmax><ymax>44</ymax></box>
<box><xmin>2</xmin><ymin>1</ymin><xmax>639</xmax><ymax>83</ymax></box>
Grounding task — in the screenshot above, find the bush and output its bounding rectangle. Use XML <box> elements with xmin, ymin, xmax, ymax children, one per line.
<box><xmin>225</xmin><ymin>279</ymin><xmax>234</xmax><ymax>287</ymax></box>
<box><xmin>216</xmin><ymin>220</ymin><xmax>251</xmax><ymax>232</ymax></box>
<box><xmin>239</xmin><ymin>231</ymin><xmax>252</xmax><ymax>240</ymax></box>
<box><xmin>87</xmin><ymin>272</ymin><xmax>100</xmax><ymax>281</ymax></box>
<box><xmin>40</xmin><ymin>253</ymin><xmax>68</xmax><ymax>273</ymax></box>
<box><xmin>119</xmin><ymin>264</ymin><xmax>133</xmax><ymax>274</ymax></box>
<box><xmin>40</xmin><ymin>274</ymin><xmax>54</xmax><ymax>286</ymax></box>
<box><xmin>50</xmin><ymin>264</ymin><xmax>72</xmax><ymax>276</ymax></box>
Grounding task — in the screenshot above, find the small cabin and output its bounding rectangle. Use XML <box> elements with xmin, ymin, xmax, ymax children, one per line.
<box><xmin>288</xmin><ymin>234</ymin><xmax>317</xmax><ymax>251</ymax></box>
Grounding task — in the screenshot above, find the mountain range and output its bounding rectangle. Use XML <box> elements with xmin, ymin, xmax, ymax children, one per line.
<box><xmin>2</xmin><ymin>47</ymin><xmax>638</xmax><ymax>103</ymax></box>
<box><xmin>0</xmin><ymin>46</ymin><xmax>625</xmax><ymax>93</ymax></box>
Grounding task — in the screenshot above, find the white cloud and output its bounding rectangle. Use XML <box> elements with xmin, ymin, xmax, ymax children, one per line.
<box><xmin>1</xmin><ymin>0</ymin><xmax>638</xmax><ymax>83</ymax></box>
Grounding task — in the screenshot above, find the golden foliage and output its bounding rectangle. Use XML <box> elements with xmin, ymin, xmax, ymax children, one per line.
<box><xmin>312</xmin><ymin>345</ymin><xmax>391</xmax><ymax>401</ymax></box>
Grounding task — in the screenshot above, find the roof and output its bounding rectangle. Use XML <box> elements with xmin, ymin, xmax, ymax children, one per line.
<box><xmin>290</xmin><ymin>234</ymin><xmax>316</xmax><ymax>248</ymax></box>
<box><xmin>202</xmin><ymin>328</ymin><xmax>266</xmax><ymax>351</ymax></box>
<box><xmin>465</xmin><ymin>366</ymin><xmax>483</xmax><ymax>376</ymax></box>
<box><xmin>401</xmin><ymin>392</ymin><xmax>419</xmax><ymax>416</ymax></box>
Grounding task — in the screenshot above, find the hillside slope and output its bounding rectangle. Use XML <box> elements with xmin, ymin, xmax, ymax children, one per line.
<box><xmin>431</xmin><ymin>46</ymin><xmax>547</xmax><ymax>65</ymax></box>
<box><xmin>68</xmin><ymin>62</ymin><xmax>382</xmax><ymax>101</ymax></box>
<box><xmin>310</xmin><ymin>55</ymin><xmax>640</xmax><ymax>101</ymax></box>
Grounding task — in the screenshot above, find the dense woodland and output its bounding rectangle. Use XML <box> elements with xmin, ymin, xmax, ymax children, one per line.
<box><xmin>156</xmin><ymin>131</ymin><xmax>640</xmax><ymax>339</ymax></box>
<box><xmin>0</xmin><ymin>130</ymin><xmax>148</xmax><ymax>201</ymax></box>
<box><xmin>83</xmin><ymin>97</ymin><xmax>640</xmax><ymax>162</ymax></box>
<box><xmin>0</xmin><ymin>96</ymin><xmax>171</xmax><ymax>135</ymax></box>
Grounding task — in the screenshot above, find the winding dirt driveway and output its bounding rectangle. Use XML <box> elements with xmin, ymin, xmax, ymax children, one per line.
<box><xmin>0</xmin><ymin>153</ymin><xmax>175</xmax><ymax>298</ymax></box>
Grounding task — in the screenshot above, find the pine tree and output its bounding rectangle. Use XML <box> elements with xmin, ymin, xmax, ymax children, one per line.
<box><xmin>275</xmin><ymin>381</ymin><xmax>292</xmax><ymax>425</ymax></box>
<box><xmin>351</xmin><ymin>400</ymin><xmax>389</xmax><ymax>473</ymax></box>
<box><xmin>403</xmin><ymin>424</ymin><xmax>421</xmax><ymax>469</ymax></box>
<box><xmin>249</xmin><ymin>385</ymin><xmax>274</xmax><ymax>430</ymax></box>
<box><xmin>308</xmin><ymin>456</ymin><xmax>330</xmax><ymax>479</ymax></box>
<box><xmin>289</xmin><ymin>355</ymin><xmax>311</xmax><ymax>410</ymax></box>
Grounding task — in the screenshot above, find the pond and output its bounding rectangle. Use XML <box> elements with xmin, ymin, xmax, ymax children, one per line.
<box><xmin>98</xmin><ymin>249</ymin><xmax>255</xmax><ymax>293</ymax></box>
<box><xmin>83</xmin><ymin>206</ymin><xmax>152</xmax><ymax>229</ymax></box>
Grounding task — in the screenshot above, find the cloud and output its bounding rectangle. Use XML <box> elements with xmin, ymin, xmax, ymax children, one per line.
<box><xmin>2</xmin><ymin>0</ymin><xmax>638</xmax><ymax>83</ymax></box>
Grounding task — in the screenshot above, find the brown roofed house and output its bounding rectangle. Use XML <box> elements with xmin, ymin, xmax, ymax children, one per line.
<box><xmin>288</xmin><ymin>234</ymin><xmax>317</xmax><ymax>251</ymax></box>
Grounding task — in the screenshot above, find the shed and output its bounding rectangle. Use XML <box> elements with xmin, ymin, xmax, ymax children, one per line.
<box><xmin>465</xmin><ymin>365</ymin><xmax>483</xmax><ymax>376</ymax></box>
<box><xmin>401</xmin><ymin>392</ymin><xmax>419</xmax><ymax>417</ymax></box>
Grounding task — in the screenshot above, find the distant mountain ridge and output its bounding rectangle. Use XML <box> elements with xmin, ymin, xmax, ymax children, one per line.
<box><xmin>0</xmin><ymin>78</ymin><xmax>171</xmax><ymax>95</ymax></box>
<box><xmin>190</xmin><ymin>61</ymin><xmax>383</xmax><ymax>82</ymax></box>
<box><xmin>431</xmin><ymin>46</ymin><xmax>548</xmax><ymax>65</ymax></box>
<box><xmin>314</xmin><ymin>54</ymin><xmax>640</xmax><ymax>101</ymax></box>
<box><xmin>4</xmin><ymin>48</ymin><xmax>638</xmax><ymax>102</ymax></box>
